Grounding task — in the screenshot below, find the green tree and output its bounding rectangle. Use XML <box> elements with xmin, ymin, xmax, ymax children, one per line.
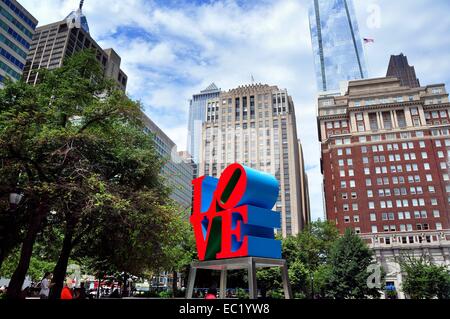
<box><xmin>400</xmin><ymin>255</ymin><xmax>450</xmax><ymax>299</ymax></box>
<box><xmin>281</xmin><ymin>220</ymin><xmax>339</xmax><ymax>298</ymax></box>
<box><xmin>323</xmin><ymin>229</ymin><xmax>382</xmax><ymax>299</ymax></box>
<box><xmin>0</xmin><ymin>50</ymin><xmax>181</xmax><ymax>299</ymax></box>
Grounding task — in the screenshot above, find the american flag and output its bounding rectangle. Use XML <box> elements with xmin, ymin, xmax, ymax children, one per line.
<box><xmin>364</xmin><ymin>38</ymin><xmax>375</xmax><ymax>44</ymax></box>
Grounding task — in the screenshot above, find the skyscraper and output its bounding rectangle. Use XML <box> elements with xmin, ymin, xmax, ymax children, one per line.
<box><xmin>22</xmin><ymin>1</ymin><xmax>127</xmax><ymax>91</ymax></box>
<box><xmin>0</xmin><ymin>0</ymin><xmax>37</xmax><ymax>87</ymax></box>
<box><xmin>309</xmin><ymin>0</ymin><xmax>368</xmax><ymax>92</ymax></box>
<box><xmin>200</xmin><ymin>83</ymin><xmax>310</xmax><ymax>236</ymax></box>
<box><xmin>187</xmin><ymin>83</ymin><xmax>221</xmax><ymax>165</ymax></box>
<box><xmin>387</xmin><ymin>53</ymin><xmax>420</xmax><ymax>88</ymax></box>
<box><xmin>317</xmin><ymin>76</ymin><xmax>450</xmax><ymax>297</ymax></box>
<box><xmin>142</xmin><ymin>114</ymin><xmax>193</xmax><ymax>210</ymax></box>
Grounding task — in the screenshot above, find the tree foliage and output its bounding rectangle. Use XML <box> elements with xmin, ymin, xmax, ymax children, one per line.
<box><xmin>322</xmin><ymin>229</ymin><xmax>382</xmax><ymax>299</ymax></box>
<box><xmin>0</xmin><ymin>50</ymin><xmax>191</xmax><ymax>298</ymax></box>
<box><xmin>400</xmin><ymin>255</ymin><xmax>450</xmax><ymax>299</ymax></box>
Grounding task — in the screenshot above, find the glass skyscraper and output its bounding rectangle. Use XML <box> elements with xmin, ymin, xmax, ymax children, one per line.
<box><xmin>0</xmin><ymin>0</ymin><xmax>37</xmax><ymax>87</ymax></box>
<box><xmin>187</xmin><ymin>83</ymin><xmax>221</xmax><ymax>164</ymax></box>
<box><xmin>309</xmin><ymin>0</ymin><xmax>368</xmax><ymax>92</ymax></box>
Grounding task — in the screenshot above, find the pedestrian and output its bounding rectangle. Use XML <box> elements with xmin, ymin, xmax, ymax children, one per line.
<box><xmin>74</xmin><ymin>282</ymin><xmax>87</xmax><ymax>299</ymax></box>
<box><xmin>39</xmin><ymin>272</ymin><xmax>54</xmax><ymax>299</ymax></box>
<box><xmin>61</xmin><ymin>280</ymin><xmax>73</xmax><ymax>300</ymax></box>
<box><xmin>205</xmin><ymin>286</ymin><xmax>217</xmax><ymax>299</ymax></box>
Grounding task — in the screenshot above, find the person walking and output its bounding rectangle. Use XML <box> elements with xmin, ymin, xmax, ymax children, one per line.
<box><xmin>205</xmin><ymin>286</ymin><xmax>217</xmax><ymax>299</ymax></box>
<box><xmin>61</xmin><ymin>280</ymin><xmax>73</xmax><ymax>300</ymax></box>
<box><xmin>39</xmin><ymin>272</ymin><xmax>54</xmax><ymax>299</ymax></box>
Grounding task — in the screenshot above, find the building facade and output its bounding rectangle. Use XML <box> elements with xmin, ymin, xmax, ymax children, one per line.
<box><xmin>22</xmin><ymin>1</ymin><xmax>127</xmax><ymax>90</ymax></box>
<box><xmin>200</xmin><ymin>83</ymin><xmax>310</xmax><ymax>236</ymax></box>
<box><xmin>142</xmin><ymin>114</ymin><xmax>193</xmax><ymax>210</ymax></box>
<box><xmin>317</xmin><ymin>76</ymin><xmax>450</xmax><ymax>296</ymax></box>
<box><xmin>0</xmin><ymin>0</ymin><xmax>37</xmax><ymax>87</ymax></box>
<box><xmin>187</xmin><ymin>83</ymin><xmax>221</xmax><ymax>165</ymax></box>
<box><xmin>309</xmin><ymin>0</ymin><xmax>368</xmax><ymax>93</ymax></box>
<box><xmin>387</xmin><ymin>53</ymin><xmax>420</xmax><ymax>89</ymax></box>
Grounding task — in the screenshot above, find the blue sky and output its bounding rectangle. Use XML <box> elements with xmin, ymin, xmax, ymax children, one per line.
<box><xmin>22</xmin><ymin>0</ymin><xmax>450</xmax><ymax>221</ymax></box>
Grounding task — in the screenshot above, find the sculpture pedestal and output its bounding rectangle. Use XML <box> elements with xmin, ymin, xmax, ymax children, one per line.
<box><xmin>185</xmin><ymin>257</ymin><xmax>292</xmax><ymax>299</ymax></box>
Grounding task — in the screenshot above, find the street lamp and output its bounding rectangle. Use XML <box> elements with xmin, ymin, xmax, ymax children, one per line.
<box><xmin>9</xmin><ymin>193</ymin><xmax>23</xmax><ymax>207</ymax></box>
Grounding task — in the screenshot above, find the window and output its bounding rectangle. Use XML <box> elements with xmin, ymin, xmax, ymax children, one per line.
<box><xmin>354</xmin><ymin>215</ymin><xmax>360</xmax><ymax>223</ymax></box>
<box><xmin>367</xmin><ymin>190</ymin><xmax>373</xmax><ymax>197</ymax></box>
<box><xmin>343</xmin><ymin>204</ymin><xmax>349</xmax><ymax>211</ymax></box>
<box><xmin>436</xmin><ymin>223</ymin><xmax>443</xmax><ymax>230</ymax></box>
<box><xmin>366</xmin><ymin>179</ymin><xmax>372</xmax><ymax>186</ymax></box>
<box><xmin>352</xmin><ymin>204</ymin><xmax>358</xmax><ymax>211</ymax></box>
<box><xmin>344</xmin><ymin>216</ymin><xmax>350</xmax><ymax>223</ymax></box>
<box><xmin>349</xmin><ymin>180</ymin><xmax>356</xmax><ymax>188</ymax></box>
<box><xmin>370</xmin><ymin>213</ymin><xmax>376</xmax><ymax>221</ymax></box>
<box><xmin>433</xmin><ymin>210</ymin><xmax>440</xmax><ymax>218</ymax></box>
<box><xmin>426</xmin><ymin>175</ymin><xmax>433</xmax><ymax>182</ymax></box>
<box><xmin>341</xmin><ymin>181</ymin><xmax>347</xmax><ymax>189</ymax></box>
<box><xmin>369</xmin><ymin>202</ymin><xmax>375</xmax><ymax>209</ymax></box>
<box><xmin>371</xmin><ymin>226</ymin><xmax>378</xmax><ymax>233</ymax></box>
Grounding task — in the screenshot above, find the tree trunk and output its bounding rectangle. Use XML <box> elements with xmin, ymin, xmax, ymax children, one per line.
<box><xmin>49</xmin><ymin>218</ymin><xmax>76</xmax><ymax>300</ymax></box>
<box><xmin>172</xmin><ymin>271</ymin><xmax>178</xmax><ymax>297</ymax></box>
<box><xmin>6</xmin><ymin>204</ymin><xmax>47</xmax><ymax>299</ymax></box>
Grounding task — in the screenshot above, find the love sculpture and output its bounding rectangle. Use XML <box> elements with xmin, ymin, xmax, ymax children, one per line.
<box><xmin>190</xmin><ymin>163</ymin><xmax>282</xmax><ymax>261</ymax></box>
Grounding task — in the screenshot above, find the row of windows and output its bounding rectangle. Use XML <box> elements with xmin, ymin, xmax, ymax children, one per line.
<box><xmin>370</xmin><ymin>223</ymin><xmax>443</xmax><ymax>233</ymax></box>
<box><xmin>0</xmin><ymin>19</ymin><xmax>29</xmax><ymax>49</ymax></box>
<box><xmin>0</xmin><ymin>47</ymin><xmax>24</xmax><ymax>69</ymax></box>
<box><xmin>368</xmin><ymin>198</ymin><xmax>439</xmax><ymax>210</ymax></box>
<box><xmin>0</xmin><ymin>33</ymin><xmax>27</xmax><ymax>59</ymax></box>
<box><xmin>1</xmin><ymin>0</ymin><xmax>37</xmax><ymax>29</ymax></box>
<box><xmin>0</xmin><ymin>60</ymin><xmax>20</xmax><ymax>79</ymax></box>
<box><xmin>353</xmin><ymin>96</ymin><xmax>414</xmax><ymax>107</ymax></box>
<box><xmin>366</xmin><ymin>186</ymin><xmax>435</xmax><ymax>198</ymax></box>
<box><xmin>369</xmin><ymin>210</ymin><xmax>441</xmax><ymax>221</ymax></box>
<box><xmin>0</xmin><ymin>6</ymin><xmax>33</xmax><ymax>39</ymax></box>
<box><xmin>334</xmin><ymin>131</ymin><xmax>426</xmax><ymax>145</ymax></box>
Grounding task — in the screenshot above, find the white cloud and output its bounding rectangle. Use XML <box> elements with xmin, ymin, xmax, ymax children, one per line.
<box><xmin>20</xmin><ymin>0</ymin><xmax>450</xmax><ymax>222</ymax></box>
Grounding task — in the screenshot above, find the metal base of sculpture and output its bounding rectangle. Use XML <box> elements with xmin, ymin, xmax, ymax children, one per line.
<box><xmin>185</xmin><ymin>257</ymin><xmax>292</xmax><ymax>299</ymax></box>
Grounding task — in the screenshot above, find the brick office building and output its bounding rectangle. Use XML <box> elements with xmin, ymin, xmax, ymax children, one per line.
<box><xmin>317</xmin><ymin>76</ymin><xmax>450</xmax><ymax>297</ymax></box>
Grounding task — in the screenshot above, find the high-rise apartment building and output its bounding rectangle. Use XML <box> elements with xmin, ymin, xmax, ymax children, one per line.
<box><xmin>187</xmin><ymin>83</ymin><xmax>221</xmax><ymax>165</ymax></box>
<box><xmin>387</xmin><ymin>53</ymin><xmax>420</xmax><ymax>89</ymax></box>
<box><xmin>309</xmin><ymin>0</ymin><xmax>368</xmax><ymax>93</ymax></box>
<box><xmin>22</xmin><ymin>1</ymin><xmax>127</xmax><ymax>91</ymax></box>
<box><xmin>142</xmin><ymin>114</ymin><xmax>193</xmax><ymax>210</ymax></box>
<box><xmin>317</xmin><ymin>76</ymin><xmax>450</xmax><ymax>297</ymax></box>
<box><xmin>200</xmin><ymin>83</ymin><xmax>310</xmax><ymax>236</ymax></box>
<box><xmin>0</xmin><ymin>0</ymin><xmax>37</xmax><ymax>87</ymax></box>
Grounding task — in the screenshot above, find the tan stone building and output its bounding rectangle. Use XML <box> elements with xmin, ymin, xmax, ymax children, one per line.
<box><xmin>199</xmin><ymin>83</ymin><xmax>310</xmax><ymax>237</ymax></box>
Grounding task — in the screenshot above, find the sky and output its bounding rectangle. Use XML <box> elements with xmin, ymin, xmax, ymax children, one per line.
<box><xmin>20</xmin><ymin>0</ymin><xmax>450</xmax><ymax>221</ymax></box>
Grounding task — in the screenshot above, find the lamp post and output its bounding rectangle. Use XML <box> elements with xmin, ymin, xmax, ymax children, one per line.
<box><xmin>9</xmin><ymin>193</ymin><xmax>23</xmax><ymax>207</ymax></box>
